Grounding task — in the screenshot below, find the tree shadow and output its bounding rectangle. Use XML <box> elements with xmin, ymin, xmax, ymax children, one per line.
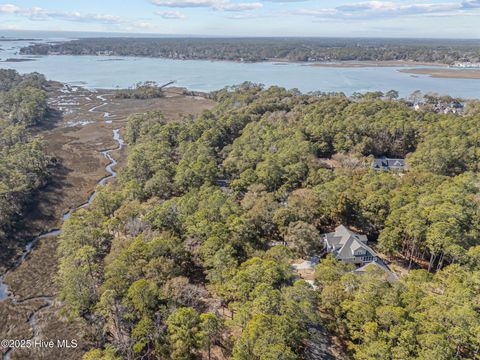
<box><xmin>38</xmin><ymin>107</ymin><xmax>63</xmax><ymax>131</ymax></box>
<box><xmin>0</xmin><ymin>160</ymin><xmax>73</xmax><ymax>271</ymax></box>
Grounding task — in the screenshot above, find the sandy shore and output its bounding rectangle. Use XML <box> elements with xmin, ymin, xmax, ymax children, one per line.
<box><xmin>308</xmin><ymin>60</ymin><xmax>448</xmax><ymax>68</ymax></box>
<box><xmin>398</xmin><ymin>67</ymin><xmax>480</xmax><ymax>79</ymax></box>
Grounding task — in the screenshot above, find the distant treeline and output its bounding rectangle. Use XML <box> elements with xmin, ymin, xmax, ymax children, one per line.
<box><xmin>21</xmin><ymin>37</ymin><xmax>480</xmax><ymax>64</ymax></box>
<box><xmin>114</xmin><ymin>81</ymin><xmax>165</xmax><ymax>100</ymax></box>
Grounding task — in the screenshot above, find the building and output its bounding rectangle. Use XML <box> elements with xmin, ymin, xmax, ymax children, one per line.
<box><xmin>452</xmin><ymin>61</ymin><xmax>480</xmax><ymax>68</ymax></box>
<box><xmin>372</xmin><ymin>157</ymin><xmax>405</xmax><ymax>171</ymax></box>
<box><xmin>292</xmin><ymin>226</ymin><xmax>399</xmax><ymax>289</ymax></box>
<box><xmin>322</xmin><ymin>225</ymin><xmax>377</xmax><ymax>264</ymax></box>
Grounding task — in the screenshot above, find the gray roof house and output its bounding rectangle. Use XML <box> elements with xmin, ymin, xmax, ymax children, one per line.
<box><xmin>372</xmin><ymin>157</ymin><xmax>405</xmax><ymax>171</ymax></box>
<box><xmin>322</xmin><ymin>225</ymin><xmax>377</xmax><ymax>264</ymax></box>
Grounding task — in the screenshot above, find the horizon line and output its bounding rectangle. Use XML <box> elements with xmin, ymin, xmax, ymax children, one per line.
<box><xmin>1</xmin><ymin>29</ymin><xmax>480</xmax><ymax>41</ymax></box>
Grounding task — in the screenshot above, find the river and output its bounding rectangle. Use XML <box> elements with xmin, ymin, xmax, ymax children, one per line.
<box><xmin>1</xmin><ymin>33</ymin><xmax>480</xmax><ymax>98</ymax></box>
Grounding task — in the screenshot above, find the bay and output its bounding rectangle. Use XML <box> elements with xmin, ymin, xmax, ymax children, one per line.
<box><xmin>1</xmin><ymin>33</ymin><xmax>479</xmax><ymax>98</ymax></box>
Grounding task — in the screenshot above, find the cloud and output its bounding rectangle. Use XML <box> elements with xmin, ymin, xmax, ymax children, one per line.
<box><xmin>222</xmin><ymin>2</ymin><xmax>262</xmax><ymax>10</ymax></box>
<box><xmin>226</xmin><ymin>10</ymin><xmax>280</xmax><ymax>18</ymax></box>
<box><xmin>0</xmin><ymin>3</ymin><xmax>20</xmax><ymax>13</ymax></box>
<box><xmin>295</xmin><ymin>0</ymin><xmax>480</xmax><ymax>20</ymax></box>
<box><xmin>151</xmin><ymin>0</ymin><xmax>222</xmax><ymax>7</ymax></box>
<box><xmin>0</xmin><ymin>3</ymin><xmax>121</xmax><ymax>24</ymax></box>
<box><xmin>294</xmin><ymin>8</ymin><xmax>337</xmax><ymax>16</ymax></box>
<box><xmin>0</xmin><ymin>3</ymin><xmax>164</xmax><ymax>32</ymax></box>
<box><xmin>336</xmin><ymin>1</ymin><xmax>460</xmax><ymax>15</ymax></box>
<box><xmin>156</xmin><ymin>9</ymin><xmax>186</xmax><ymax>18</ymax></box>
<box><xmin>35</xmin><ymin>11</ymin><xmax>121</xmax><ymax>24</ymax></box>
<box><xmin>227</xmin><ymin>12</ymin><xmax>261</xmax><ymax>18</ymax></box>
<box><xmin>150</xmin><ymin>0</ymin><xmax>262</xmax><ymax>11</ymax></box>
<box><xmin>134</xmin><ymin>21</ymin><xmax>157</xmax><ymax>29</ymax></box>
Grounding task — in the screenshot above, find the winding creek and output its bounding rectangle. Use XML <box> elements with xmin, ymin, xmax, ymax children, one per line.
<box><xmin>0</xmin><ymin>96</ymin><xmax>124</xmax><ymax>360</ymax></box>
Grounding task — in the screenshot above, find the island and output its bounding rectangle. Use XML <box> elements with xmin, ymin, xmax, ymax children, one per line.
<box><xmin>20</xmin><ymin>37</ymin><xmax>480</xmax><ymax>65</ymax></box>
<box><xmin>2</xmin><ymin>57</ymin><xmax>37</xmax><ymax>62</ymax></box>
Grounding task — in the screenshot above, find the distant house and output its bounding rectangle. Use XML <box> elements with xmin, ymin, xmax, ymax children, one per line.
<box><xmin>453</xmin><ymin>61</ymin><xmax>480</xmax><ymax>68</ymax></box>
<box><xmin>322</xmin><ymin>225</ymin><xmax>377</xmax><ymax>264</ymax></box>
<box><xmin>411</xmin><ymin>98</ymin><xmax>464</xmax><ymax>114</ymax></box>
<box><xmin>372</xmin><ymin>157</ymin><xmax>405</xmax><ymax>171</ymax></box>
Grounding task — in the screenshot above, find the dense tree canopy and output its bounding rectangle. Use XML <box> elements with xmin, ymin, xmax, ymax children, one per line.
<box><xmin>0</xmin><ymin>70</ymin><xmax>52</xmax><ymax>250</ymax></box>
<box><xmin>21</xmin><ymin>37</ymin><xmax>480</xmax><ymax>64</ymax></box>
<box><xmin>315</xmin><ymin>258</ymin><xmax>480</xmax><ymax>359</ymax></box>
<box><xmin>55</xmin><ymin>83</ymin><xmax>479</xmax><ymax>359</ymax></box>
<box><xmin>114</xmin><ymin>81</ymin><xmax>165</xmax><ymax>100</ymax></box>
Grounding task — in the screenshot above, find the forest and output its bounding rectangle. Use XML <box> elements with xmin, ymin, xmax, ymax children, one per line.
<box><xmin>0</xmin><ymin>69</ymin><xmax>52</xmax><ymax>258</ymax></box>
<box><xmin>56</xmin><ymin>83</ymin><xmax>480</xmax><ymax>359</ymax></box>
<box><xmin>20</xmin><ymin>37</ymin><xmax>480</xmax><ymax>64</ymax></box>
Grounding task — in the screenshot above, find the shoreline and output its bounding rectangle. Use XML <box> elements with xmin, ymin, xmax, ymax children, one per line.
<box><xmin>1</xmin><ymin>58</ymin><xmax>37</xmax><ymax>62</ymax></box>
<box><xmin>398</xmin><ymin>67</ymin><xmax>480</xmax><ymax>79</ymax></box>
<box><xmin>16</xmin><ymin>50</ymin><xmax>453</xmax><ymax>68</ymax></box>
<box><xmin>307</xmin><ymin>60</ymin><xmax>449</xmax><ymax>68</ymax></box>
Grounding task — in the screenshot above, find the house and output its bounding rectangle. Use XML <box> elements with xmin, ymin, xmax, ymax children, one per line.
<box><xmin>372</xmin><ymin>157</ymin><xmax>405</xmax><ymax>171</ymax></box>
<box><xmin>291</xmin><ymin>226</ymin><xmax>399</xmax><ymax>288</ymax></box>
<box><xmin>452</xmin><ymin>61</ymin><xmax>480</xmax><ymax>68</ymax></box>
<box><xmin>322</xmin><ymin>225</ymin><xmax>377</xmax><ymax>264</ymax></box>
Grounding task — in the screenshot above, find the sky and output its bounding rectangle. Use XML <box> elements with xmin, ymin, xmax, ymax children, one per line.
<box><xmin>0</xmin><ymin>0</ymin><xmax>479</xmax><ymax>38</ymax></box>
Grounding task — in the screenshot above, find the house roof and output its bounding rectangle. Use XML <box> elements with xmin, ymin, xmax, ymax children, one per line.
<box><xmin>353</xmin><ymin>259</ymin><xmax>399</xmax><ymax>282</ymax></box>
<box><xmin>323</xmin><ymin>225</ymin><xmax>368</xmax><ymax>249</ymax></box>
<box><xmin>323</xmin><ymin>225</ymin><xmax>375</xmax><ymax>260</ymax></box>
<box><xmin>372</xmin><ymin>157</ymin><xmax>405</xmax><ymax>170</ymax></box>
<box><xmin>336</xmin><ymin>235</ymin><xmax>376</xmax><ymax>260</ymax></box>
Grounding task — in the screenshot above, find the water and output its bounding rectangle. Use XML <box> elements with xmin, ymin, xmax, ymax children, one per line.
<box><xmin>1</xmin><ymin>34</ymin><xmax>480</xmax><ymax>98</ymax></box>
<box><xmin>0</xmin><ymin>281</ymin><xmax>7</xmax><ymax>300</ymax></box>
